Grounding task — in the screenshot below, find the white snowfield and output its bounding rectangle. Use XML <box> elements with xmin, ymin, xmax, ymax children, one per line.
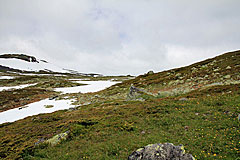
<box><xmin>0</xmin><ymin>76</ymin><xmax>14</xmax><ymax>79</ymax></box>
<box><xmin>0</xmin><ymin>80</ymin><xmax>120</xmax><ymax>124</ymax></box>
<box><xmin>0</xmin><ymin>99</ymin><xmax>75</xmax><ymax>124</ymax></box>
<box><xmin>0</xmin><ymin>58</ymin><xmax>68</xmax><ymax>73</ymax></box>
<box><xmin>55</xmin><ymin>80</ymin><xmax>119</xmax><ymax>94</ymax></box>
<box><xmin>0</xmin><ymin>83</ymin><xmax>37</xmax><ymax>92</ymax></box>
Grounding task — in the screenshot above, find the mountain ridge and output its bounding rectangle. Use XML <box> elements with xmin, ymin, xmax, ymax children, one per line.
<box><xmin>0</xmin><ymin>53</ymin><xmax>102</xmax><ymax>77</ymax></box>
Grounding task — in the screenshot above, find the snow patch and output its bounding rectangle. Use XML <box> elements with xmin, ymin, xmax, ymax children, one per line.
<box><xmin>0</xmin><ymin>99</ymin><xmax>75</xmax><ymax>124</ymax></box>
<box><xmin>0</xmin><ymin>83</ymin><xmax>37</xmax><ymax>91</ymax></box>
<box><xmin>0</xmin><ymin>58</ymin><xmax>68</xmax><ymax>73</ymax></box>
<box><xmin>55</xmin><ymin>80</ymin><xmax>119</xmax><ymax>94</ymax></box>
<box><xmin>0</xmin><ymin>76</ymin><xmax>14</xmax><ymax>79</ymax></box>
<box><xmin>0</xmin><ymin>80</ymin><xmax>120</xmax><ymax>124</ymax></box>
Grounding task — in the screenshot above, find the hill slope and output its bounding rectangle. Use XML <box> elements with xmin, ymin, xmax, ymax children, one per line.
<box><xmin>0</xmin><ymin>50</ymin><xmax>239</xmax><ymax>159</ymax></box>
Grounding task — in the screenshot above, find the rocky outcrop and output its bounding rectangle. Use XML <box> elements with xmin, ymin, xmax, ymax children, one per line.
<box><xmin>128</xmin><ymin>143</ymin><xmax>195</xmax><ymax>160</ymax></box>
<box><xmin>129</xmin><ymin>85</ymin><xmax>145</xmax><ymax>97</ymax></box>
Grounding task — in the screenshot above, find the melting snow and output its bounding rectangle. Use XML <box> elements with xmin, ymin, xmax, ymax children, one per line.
<box><xmin>0</xmin><ymin>83</ymin><xmax>37</xmax><ymax>92</ymax></box>
<box><xmin>54</xmin><ymin>80</ymin><xmax>119</xmax><ymax>94</ymax></box>
<box><xmin>0</xmin><ymin>58</ymin><xmax>68</xmax><ymax>73</ymax></box>
<box><xmin>0</xmin><ymin>80</ymin><xmax>120</xmax><ymax>124</ymax></box>
<box><xmin>0</xmin><ymin>99</ymin><xmax>75</xmax><ymax>124</ymax></box>
<box><xmin>0</xmin><ymin>76</ymin><xmax>14</xmax><ymax>79</ymax></box>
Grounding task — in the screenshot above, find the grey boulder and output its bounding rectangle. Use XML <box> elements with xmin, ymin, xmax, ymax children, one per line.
<box><xmin>128</xmin><ymin>143</ymin><xmax>195</xmax><ymax>160</ymax></box>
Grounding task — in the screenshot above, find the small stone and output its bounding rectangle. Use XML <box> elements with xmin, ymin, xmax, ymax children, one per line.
<box><xmin>213</xmin><ymin>68</ymin><xmax>219</xmax><ymax>72</ymax></box>
<box><xmin>179</xmin><ymin>98</ymin><xmax>188</xmax><ymax>101</ymax></box>
<box><xmin>224</xmin><ymin>75</ymin><xmax>231</xmax><ymax>79</ymax></box>
<box><xmin>226</xmin><ymin>66</ymin><xmax>231</xmax><ymax>69</ymax></box>
<box><xmin>175</xmin><ymin>73</ymin><xmax>181</xmax><ymax>78</ymax></box>
<box><xmin>147</xmin><ymin>71</ymin><xmax>154</xmax><ymax>75</ymax></box>
<box><xmin>195</xmin><ymin>113</ymin><xmax>199</xmax><ymax>115</ymax></box>
<box><xmin>184</xmin><ymin>126</ymin><xmax>189</xmax><ymax>130</ymax></box>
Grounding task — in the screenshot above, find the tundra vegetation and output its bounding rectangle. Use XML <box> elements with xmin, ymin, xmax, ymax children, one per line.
<box><xmin>0</xmin><ymin>50</ymin><xmax>239</xmax><ymax>159</ymax></box>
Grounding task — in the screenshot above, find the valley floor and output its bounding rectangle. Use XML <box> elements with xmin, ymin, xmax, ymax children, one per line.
<box><xmin>0</xmin><ymin>83</ymin><xmax>239</xmax><ymax>159</ymax></box>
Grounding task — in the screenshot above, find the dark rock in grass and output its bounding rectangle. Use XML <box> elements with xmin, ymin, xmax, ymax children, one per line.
<box><xmin>68</xmin><ymin>107</ymin><xmax>77</xmax><ymax>111</ymax></box>
<box><xmin>147</xmin><ymin>70</ymin><xmax>154</xmax><ymax>75</ymax></box>
<box><xmin>18</xmin><ymin>105</ymin><xmax>28</xmax><ymax>110</ymax></box>
<box><xmin>128</xmin><ymin>143</ymin><xmax>195</xmax><ymax>160</ymax></box>
<box><xmin>238</xmin><ymin>114</ymin><xmax>240</xmax><ymax>121</ymax></box>
<box><xmin>49</xmin><ymin>95</ymin><xmax>58</xmax><ymax>100</ymax></box>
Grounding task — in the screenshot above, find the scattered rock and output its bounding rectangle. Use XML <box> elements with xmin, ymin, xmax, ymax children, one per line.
<box><xmin>195</xmin><ymin>113</ymin><xmax>199</xmax><ymax>116</ymax></box>
<box><xmin>224</xmin><ymin>75</ymin><xmax>231</xmax><ymax>79</ymax></box>
<box><xmin>31</xmin><ymin>116</ymin><xmax>41</xmax><ymax>121</ymax></box>
<box><xmin>179</xmin><ymin>80</ymin><xmax>184</xmax><ymax>84</ymax></box>
<box><xmin>179</xmin><ymin>98</ymin><xmax>188</xmax><ymax>101</ymax></box>
<box><xmin>238</xmin><ymin>114</ymin><xmax>240</xmax><ymax>121</ymax></box>
<box><xmin>226</xmin><ymin>66</ymin><xmax>231</xmax><ymax>69</ymax></box>
<box><xmin>175</xmin><ymin>73</ymin><xmax>181</xmax><ymax>78</ymax></box>
<box><xmin>168</xmin><ymin>81</ymin><xmax>175</xmax><ymax>86</ymax></box>
<box><xmin>128</xmin><ymin>143</ymin><xmax>195</xmax><ymax>160</ymax></box>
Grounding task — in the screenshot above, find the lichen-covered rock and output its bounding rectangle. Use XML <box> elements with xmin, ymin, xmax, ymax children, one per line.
<box><xmin>128</xmin><ymin>143</ymin><xmax>195</xmax><ymax>160</ymax></box>
<box><xmin>46</xmin><ymin>131</ymin><xmax>70</xmax><ymax>146</ymax></box>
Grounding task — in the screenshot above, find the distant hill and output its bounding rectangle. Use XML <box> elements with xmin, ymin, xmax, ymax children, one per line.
<box><xmin>0</xmin><ymin>53</ymin><xmax>102</xmax><ymax>77</ymax></box>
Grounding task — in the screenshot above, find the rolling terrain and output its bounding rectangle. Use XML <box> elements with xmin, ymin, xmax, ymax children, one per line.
<box><xmin>0</xmin><ymin>50</ymin><xmax>239</xmax><ymax>159</ymax></box>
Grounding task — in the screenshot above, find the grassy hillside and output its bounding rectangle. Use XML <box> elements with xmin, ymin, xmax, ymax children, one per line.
<box><xmin>0</xmin><ymin>50</ymin><xmax>239</xmax><ymax>159</ymax></box>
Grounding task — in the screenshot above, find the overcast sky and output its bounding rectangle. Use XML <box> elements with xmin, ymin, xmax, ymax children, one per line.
<box><xmin>0</xmin><ymin>0</ymin><xmax>239</xmax><ymax>75</ymax></box>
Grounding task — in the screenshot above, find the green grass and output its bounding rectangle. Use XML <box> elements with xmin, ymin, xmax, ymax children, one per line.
<box><xmin>0</xmin><ymin>89</ymin><xmax>239</xmax><ymax>159</ymax></box>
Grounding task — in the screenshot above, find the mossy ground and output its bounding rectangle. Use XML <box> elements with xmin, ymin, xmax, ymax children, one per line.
<box><xmin>0</xmin><ymin>86</ymin><xmax>239</xmax><ymax>159</ymax></box>
<box><xmin>0</xmin><ymin>50</ymin><xmax>239</xmax><ymax>159</ymax></box>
